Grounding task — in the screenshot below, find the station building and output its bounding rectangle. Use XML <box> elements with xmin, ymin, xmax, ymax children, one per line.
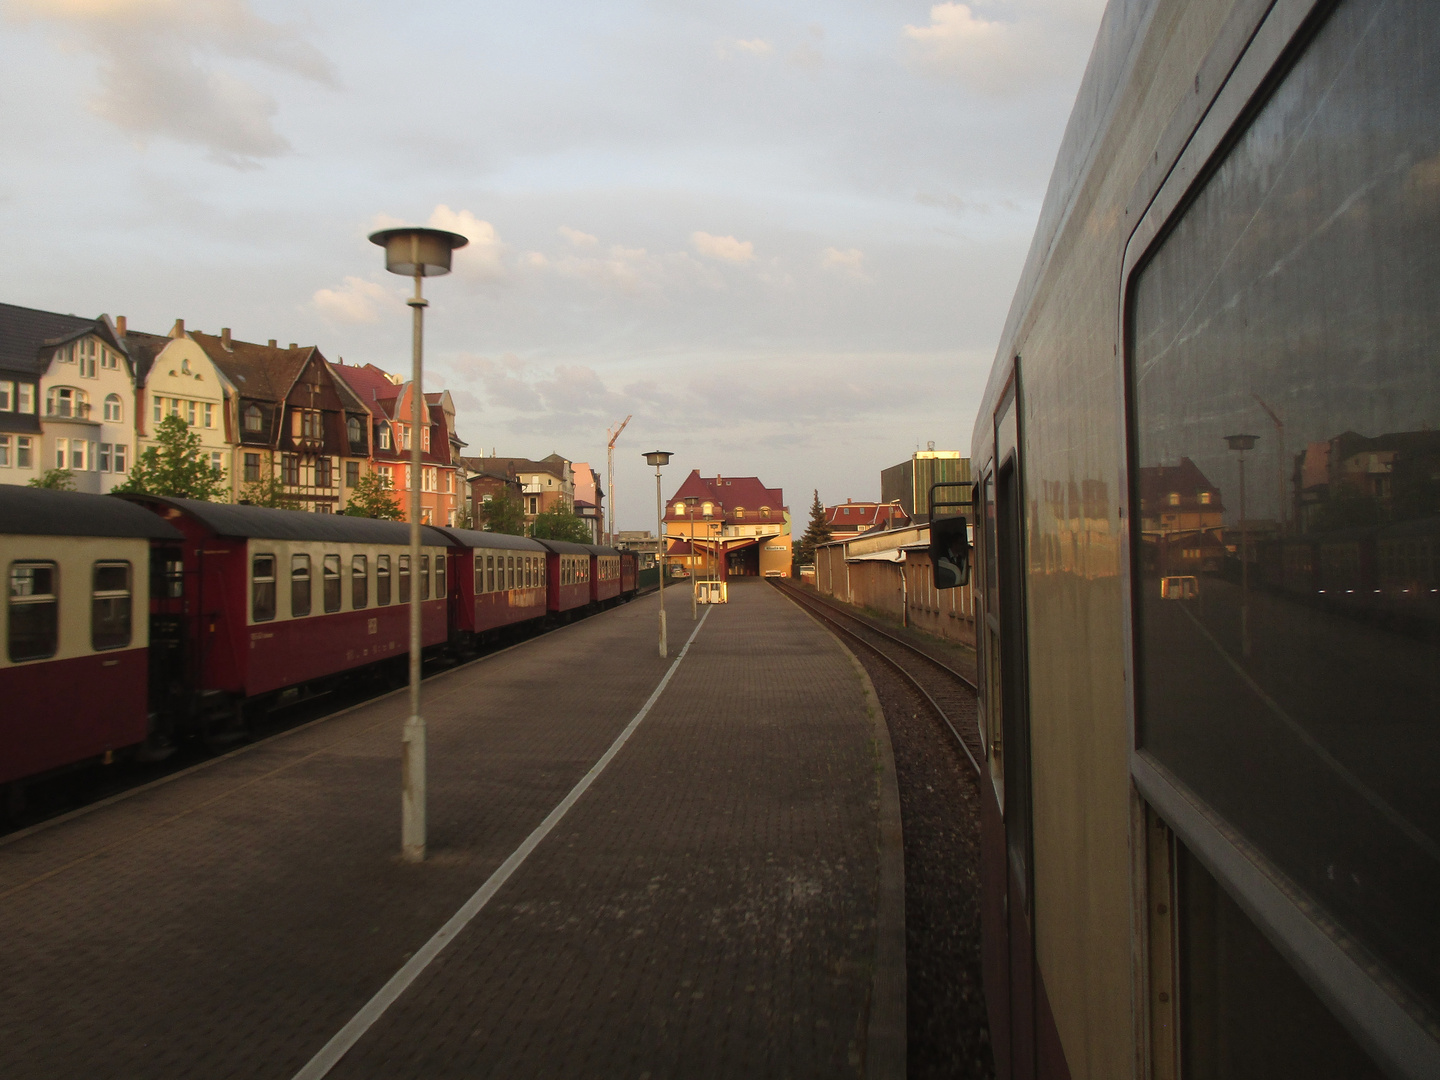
<box><xmin>825</xmin><ymin>499</ymin><xmax>909</xmax><ymax>541</ymax></box>
<box><xmin>664</xmin><ymin>471</ymin><xmax>791</xmax><ymax>578</ymax></box>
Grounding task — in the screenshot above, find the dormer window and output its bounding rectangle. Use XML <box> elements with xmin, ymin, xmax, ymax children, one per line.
<box><xmin>1198</xmin><ymin>491</ymin><xmax>1212</xmax><ymax>505</ymax></box>
<box><xmin>378</xmin><ymin>424</ymin><xmax>391</xmax><ymax>450</ymax></box>
<box><xmin>347</xmin><ymin>416</ymin><xmax>363</xmax><ymax>445</ymax></box>
<box><xmin>422</xmin><ymin>427</ymin><xmax>430</xmax><ymax>452</ymax></box>
<box><xmin>702</xmin><ymin>501</ymin><xmax>713</xmax><ymax>516</ymax></box>
<box><xmin>1168</xmin><ymin>492</ymin><xmax>1181</xmax><ymax>506</ymax></box>
<box><xmin>735</xmin><ymin>508</ymin><xmax>745</xmax><ymax>519</ymax></box>
<box><xmin>244</xmin><ymin>404</ymin><xmax>263</xmax><ymax>433</ymax></box>
<box><xmin>674</xmin><ymin>502</ymin><xmax>685</xmax><ymax>516</ymax></box>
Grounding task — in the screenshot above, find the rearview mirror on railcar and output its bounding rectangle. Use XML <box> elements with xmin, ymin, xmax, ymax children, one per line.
<box><xmin>929</xmin><ymin>514</ymin><xmax>971</xmax><ymax>589</ymax></box>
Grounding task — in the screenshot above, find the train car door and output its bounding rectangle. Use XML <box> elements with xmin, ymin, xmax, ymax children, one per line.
<box><xmin>995</xmin><ymin>377</ymin><xmax>1037</xmax><ymax>1080</ymax></box>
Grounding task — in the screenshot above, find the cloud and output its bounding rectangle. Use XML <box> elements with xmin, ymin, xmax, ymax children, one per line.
<box><xmin>7</xmin><ymin>0</ymin><xmax>334</xmax><ymax>166</ymax></box>
<box><xmin>716</xmin><ymin>37</ymin><xmax>774</xmax><ymax>59</ymax></box>
<box><xmin>558</xmin><ymin>225</ymin><xmax>598</xmax><ymax>247</ymax></box>
<box><xmin>821</xmin><ymin>247</ymin><xmax>865</xmax><ymax>276</ymax></box>
<box><xmin>428</xmin><ymin>205</ymin><xmax>506</xmax><ymax>280</ymax></box>
<box><xmin>902</xmin><ymin>1</ymin><xmax>1100</xmax><ymax>93</ymax></box>
<box><xmin>312</xmin><ymin>276</ymin><xmax>396</xmax><ymax>324</ymax></box>
<box><xmin>692</xmin><ymin>231</ymin><xmax>754</xmax><ymax>263</ymax></box>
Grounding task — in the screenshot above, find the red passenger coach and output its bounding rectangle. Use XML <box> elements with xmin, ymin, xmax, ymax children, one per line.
<box><xmin>591</xmin><ymin>545</ymin><xmax>622</xmax><ymax>604</ymax></box>
<box><xmin>536</xmin><ymin>538</ymin><xmax>592</xmax><ymax>617</ymax></box>
<box><xmin>436</xmin><ymin>527</ymin><xmax>548</xmax><ymax>639</ymax></box>
<box><xmin>620</xmin><ymin>549</ymin><xmax>637</xmax><ymax>595</ymax></box>
<box><xmin>1</xmin><ymin>487</ymin><xmax>182</xmax><ymax>786</ymax></box>
<box><xmin>121</xmin><ymin>497</ymin><xmax>451</xmax><ymax>712</ymax></box>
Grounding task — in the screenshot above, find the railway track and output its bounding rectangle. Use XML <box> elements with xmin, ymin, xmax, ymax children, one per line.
<box><xmin>771</xmin><ymin>579</ymin><xmax>983</xmax><ymax>776</ymax></box>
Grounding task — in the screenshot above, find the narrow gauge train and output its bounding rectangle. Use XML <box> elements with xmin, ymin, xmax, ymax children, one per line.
<box><xmin>1</xmin><ymin>487</ymin><xmax>639</xmax><ymax>797</ymax></box>
<box><xmin>939</xmin><ymin>0</ymin><xmax>1440</xmax><ymax>1077</ymax></box>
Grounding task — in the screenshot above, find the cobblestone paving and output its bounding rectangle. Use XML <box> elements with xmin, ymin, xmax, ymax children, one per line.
<box><xmin>0</xmin><ymin>582</ymin><xmax>880</xmax><ymax>1079</ymax></box>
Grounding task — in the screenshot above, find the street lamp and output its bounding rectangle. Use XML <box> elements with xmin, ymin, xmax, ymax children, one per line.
<box><xmin>370</xmin><ymin>225</ymin><xmax>469</xmax><ymax>864</ymax></box>
<box><xmin>685</xmin><ymin>495</ymin><xmax>699</xmax><ymax>620</ymax></box>
<box><xmin>1225</xmin><ymin>433</ymin><xmax>1259</xmax><ymax>660</ymax></box>
<box><xmin>644</xmin><ymin>451</ymin><xmax>673</xmax><ymax>657</ymax></box>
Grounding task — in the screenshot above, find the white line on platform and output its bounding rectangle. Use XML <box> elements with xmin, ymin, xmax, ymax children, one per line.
<box><xmin>291</xmin><ymin>604</ymin><xmax>714</xmax><ymax>1080</ymax></box>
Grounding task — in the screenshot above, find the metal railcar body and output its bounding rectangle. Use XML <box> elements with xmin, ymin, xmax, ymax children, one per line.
<box><xmin>620</xmin><ymin>549</ymin><xmax>638</xmax><ymax>596</ymax></box>
<box><xmin>536</xmin><ymin>538</ymin><xmax>592</xmax><ymax>616</ymax></box>
<box><xmin>123</xmin><ymin>496</ymin><xmax>451</xmax><ymax>712</ymax></box>
<box><xmin>964</xmin><ymin>0</ymin><xmax>1440</xmax><ymax>1077</ymax></box>
<box><xmin>436</xmin><ymin>527</ymin><xmax>548</xmax><ymax>638</ymax></box>
<box><xmin>591</xmin><ymin>545</ymin><xmax>622</xmax><ymax>605</ymax></box>
<box><xmin>1</xmin><ymin>487</ymin><xmax>182</xmax><ymax>785</ymax></box>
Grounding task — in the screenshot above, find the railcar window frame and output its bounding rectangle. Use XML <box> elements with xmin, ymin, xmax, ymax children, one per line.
<box><xmin>352</xmin><ymin>554</ymin><xmax>368</xmax><ymax>610</ymax></box>
<box><xmin>420</xmin><ymin>555</ymin><xmax>430</xmax><ymax>601</ymax></box>
<box><xmin>398</xmin><ymin>555</ymin><xmax>411</xmax><ymax>604</ymax></box>
<box><xmin>8</xmin><ymin>560</ymin><xmax>58</xmax><ymax>662</ymax></box>
<box><xmin>291</xmin><ymin>554</ymin><xmax>311</xmax><ymax>618</ymax></box>
<box><xmin>322</xmin><ymin>554</ymin><xmax>341</xmax><ymax>613</ymax></box>
<box><xmin>434</xmin><ymin>554</ymin><xmax>445</xmax><ymax>598</ymax></box>
<box><xmin>376</xmin><ymin>554</ymin><xmax>391</xmax><ymax>606</ymax></box>
<box><xmin>251</xmin><ymin>554</ymin><xmax>276</xmax><ymax>622</ymax></box>
<box><xmin>91</xmin><ymin>560</ymin><xmax>132</xmax><ymax>651</ymax></box>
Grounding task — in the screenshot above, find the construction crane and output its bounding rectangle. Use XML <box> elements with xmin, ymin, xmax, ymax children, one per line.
<box><xmin>1252</xmin><ymin>394</ymin><xmax>1287</xmax><ymax>533</ymax></box>
<box><xmin>606</xmin><ymin>415</ymin><xmax>631</xmax><ymax>545</ymax></box>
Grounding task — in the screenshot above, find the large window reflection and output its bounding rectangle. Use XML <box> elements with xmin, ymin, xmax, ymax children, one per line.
<box><xmin>1130</xmin><ymin>0</ymin><xmax>1440</xmax><ymax>1020</ymax></box>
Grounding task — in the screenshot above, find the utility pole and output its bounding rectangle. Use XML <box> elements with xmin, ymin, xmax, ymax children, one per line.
<box><xmin>606</xmin><ymin>415</ymin><xmax>631</xmax><ymax>545</ymax></box>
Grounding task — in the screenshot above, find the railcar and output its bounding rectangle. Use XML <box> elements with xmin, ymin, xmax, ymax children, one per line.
<box><xmin>1</xmin><ymin>487</ymin><xmax>182</xmax><ymax>787</ymax></box>
<box><xmin>535</xmin><ymin>537</ymin><xmax>592</xmax><ymax>617</ymax></box>
<box><xmin>591</xmin><ymin>545</ymin><xmax>622</xmax><ymax>605</ymax></box>
<box><xmin>436</xmin><ymin>527</ymin><xmax>548</xmax><ymax>641</ymax></box>
<box><xmin>120</xmin><ymin>496</ymin><xmax>451</xmax><ymax>722</ymax></box>
<box><xmin>620</xmin><ymin>549</ymin><xmax>638</xmax><ymax>596</ymax></box>
<box><xmin>947</xmin><ymin>0</ymin><xmax>1440</xmax><ymax>1077</ymax></box>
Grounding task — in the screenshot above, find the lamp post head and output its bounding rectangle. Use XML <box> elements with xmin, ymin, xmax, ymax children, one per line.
<box><xmin>1224</xmin><ymin>433</ymin><xmax>1260</xmax><ymax>452</ymax></box>
<box><xmin>644</xmin><ymin>451</ymin><xmax>673</xmax><ymax>468</ymax></box>
<box><xmin>369</xmin><ymin>227</ymin><xmax>469</xmax><ymax>277</ymax></box>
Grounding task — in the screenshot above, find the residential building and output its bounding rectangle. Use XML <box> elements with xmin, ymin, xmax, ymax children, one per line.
<box><xmin>459</xmin><ymin>454</ymin><xmax>574</xmax><ymax>528</ymax></box>
<box><xmin>879</xmin><ymin>446</ymin><xmax>971</xmax><ymax>523</ymax></box>
<box><xmin>825</xmin><ymin>499</ymin><xmax>909</xmax><ymax>541</ymax></box>
<box><xmin>125</xmin><ymin>321</ymin><xmax>235</xmax><ymax>492</ymax></box>
<box><xmin>664</xmin><ymin>471</ymin><xmax>791</xmax><ymax>578</ymax></box>
<box><xmin>0</xmin><ymin>302</ymin><xmax>135</xmax><ymax>492</ymax></box>
<box><xmin>572</xmin><ymin>461</ymin><xmax>605</xmax><ymax>542</ymax></box>
<box><xmin>1137</xmin><ymin>458</ymin><xmax>1227</xmax><ymax>575</ymax></box>
<box><xmin>1296</xmin><ymin>428</ymin><xmax>1440</xmax><ymax>532</ymax></box>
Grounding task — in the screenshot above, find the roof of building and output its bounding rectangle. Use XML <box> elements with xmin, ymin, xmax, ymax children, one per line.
<box><xmin>190</xmin><ymin>331</ymin><xmax>313</xmax><ymax>403</ymax></box>
<box><xmin>121</xmin><ymin>329</ymin><xmax>173</xmax><ymax>387</ymax></box>
<box><xmin>0</xmin><ymin>487</ymin><xmax>184</xmax><ymax>540</ymax></box>
<box><xmin>1138</xmin><ymin>458</ymin><xmax>1225</xmax><ymax>515</ymax></box>
<box><xmin>330</xmin><ymin>361</ymin><xmax>401</xmax><ymax>418</ymax></box>
<box><xmin>825</xmin><ymin>501</ymin><xmax>908</xmax><ymax>529</ymax></box>
<box><xmin>119</xmin><ymin>495</ymin><xmax>451</xmax><ymax>545</ymax></box>
<box><xmin>665</xmin><ymin>470</ymin><xmax>786</xmax><ymax>521</ymax></box>
<box><xmin>532</xmin><ymin>537</ymin><xmax>593</xmax><ymax>555</ymax></box>
<box><xmin>459</xmin><ymin>456</ymin><xmax>569</xmax><ymax>481</ymax></box>
<box><xmin>432</xmin><ymin>527</ymin><xmax>546</xmax><ymax>551</ymax></box>
<box><xmin>0</xmin><ymin>302</ymin><xmax>109</xmax><ymax>377</ymax></box>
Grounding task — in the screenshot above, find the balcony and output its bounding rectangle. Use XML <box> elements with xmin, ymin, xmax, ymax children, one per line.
<box><xmin>45</xmin><ymin>401</ymin><xmax>91</xmax><ymax>420</ymax></box>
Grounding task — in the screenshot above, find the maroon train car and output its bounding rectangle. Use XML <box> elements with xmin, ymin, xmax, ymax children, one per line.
<box><xmin>591</xmin><ymin>545</ymin><xmax>622</xmax><ymax>604</ymax></box>
<box><xmin>620</xmin><ymin>549</ymin><xmax>638</xmax><ymax>595</ymax></box>
<box><xmin>436</xmin><ymin>527</ymin><xmax>548</xmax><ymax>640</ymax></box>
<box><xmin>121</xmin><ymin>496</ymin><xmax>451</xmax><ymax>712</ymax></box>
<box><xmin>1</xmin><ymin>487</ymin><xmax>183</xmax><ymax>786</ymax></box>
<box><xmin>536</xmin><ymin>537</ymin><xmax>592</xmax><ymax>617</ymax></box>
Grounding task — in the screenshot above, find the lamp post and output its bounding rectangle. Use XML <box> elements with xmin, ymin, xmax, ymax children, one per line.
<box><xmin>1225</xmin><ymin>433</ymin><xmax>1259</xmax><ymax>660</ymax></box>
<box><xmin>369</xmin><ymin>225</ymin><xmax>469</xmax><ymax>864</ymax></box>
<box><xmin>644</xmin><ymin>451</ymin><xmax>673</xmax><ymax>657</ymax></box>
<box><xmin>685</xmin><ymin>495</ymin><xmax>699</xmax><ymax>620</ymax></box>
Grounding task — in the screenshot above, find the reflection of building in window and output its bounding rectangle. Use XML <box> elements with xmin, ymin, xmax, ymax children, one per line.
<box><xmin>1137</xmin><ymin>459</ymin><xmax>1226</xmax><ymax>576</ymax></box>
<box><xmin>1296</xmin><ymin>429</ymin><xmax>1440</xmax><ymax>533</ymax></box>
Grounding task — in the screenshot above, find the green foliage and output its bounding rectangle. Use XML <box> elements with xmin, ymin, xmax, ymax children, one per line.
<box><xmin>795</xmin><ymin>489</ymin><xmax>833</xmax><ymax>568</ymax></box>
<box><xmin>112</xmin><ymin>414</ymin><xmax>227</xmax><ymax>501</ymax></box>
<box><xmin>343</xmin><ymin>469</ymin><xmax>403</xmax><ymax>520</ymax></box>
<box><xmin>452</xmin><ymin>503</ymin><xmax>474</xmax><ymax>530</ymax></box>
<box><xmin>238</xmin><ymin>474</ymin><xmax>301</xmax><ymax>511</ymax></box>
<box><xmin>28</xmin><ymin>468</ymin><xmax>76</xmax><ymax>491</ymax></box>
<box><xmin>530</xmin><ymin>498</ymin><xmax>593</xmax><ymax>543</ymax></box>
<box><xmin>479</xmin><ymin>488</ymin><xmax>526</xmax><ymax>535</ymax></box>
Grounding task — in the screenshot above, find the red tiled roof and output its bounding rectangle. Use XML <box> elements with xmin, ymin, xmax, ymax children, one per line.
<box><xmin>664</xmin><ymin>470</ymin><xmax>785</xmax><ymax>522</ymax></box>
<box><xmin>329</xmin><ymin>361</ymin><xmax>400</xmax><ymax>418</ymax></box>
<box><xmin>1138</xmin><ymin>458</ymin><xmax>1224</xmax><ymax>515</ymax></box>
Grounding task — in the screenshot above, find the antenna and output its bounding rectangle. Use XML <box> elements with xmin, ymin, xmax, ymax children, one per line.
<box><xmin>606</xmin><ymin>415</ymin><xmax>632</xmax><ymax>544</ymax></box>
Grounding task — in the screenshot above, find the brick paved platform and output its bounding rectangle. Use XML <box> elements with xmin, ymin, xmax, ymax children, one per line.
<box><xmin>0</xmin><ymin>580</ymin><xmax>895</xmax><ymax>1079</ymax></box>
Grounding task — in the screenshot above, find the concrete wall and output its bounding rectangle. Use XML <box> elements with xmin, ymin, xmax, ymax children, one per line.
<box><xmin>815</xmin><ymin>542</ymin><xmax>975</xmax><ymax>646</ymax></box>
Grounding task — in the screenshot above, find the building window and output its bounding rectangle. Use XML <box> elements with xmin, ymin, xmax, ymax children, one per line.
<box><xmin>674</xmin><ymin>502</ymin><xmax>684</xmax><ymax>515</ymax></box>
<box><xmin>203</xmin><ymin>402</ymin><xmax>215</xmax><ymax>428</ymax></box>
<box><xmin>152</xmin><ymin>396</ymin><xmax>163</xmax><ymax>423</ymax></box>
<box><xmin>98</xmin><ymin>444</ymin><xmax>111</xmax><ymax>472</ymax></box>
<box><xmin>186</xmin><ymin>400</ymin><xmax>196</xmax><ymax>426</ymax></box>
<box><xmin>346</xmin><ymin>460</ymin><xmax>360</xmax><ymax>487</ymax></box>
<box><xmin>315</xmin><ymin>457</ymin><xmax>333</xmax><ymax>489</ymax></box>
<box><xmin>282</xmin><ymin>454</ymin><xmax>300</xmax><ymax>486</ymax></box>
<box><xmin>8</xmin><ymin>561</ymin><xmax>58</xmax><ymax>661</ymax></box>
<box><xmin>114</xmin><ymin>443</ymin><xmax>126</xmax><ymax>472</ymax></box>
<box><xmin>398</xmin><ymin>555</ymin><xmax>411</xmax><ymax>603</ymax></box>
<box><xmin>252</xmin><ymin>555</ymin><xmax>276</xmax><ymax>621</ymax></box>
<box><xmin>99</xmin><ymin>394</ymin><xmax>122</xmax><ymax>423</ymax></box>
<box><xmin>1198</xmin><ymin>491</ymin><xmax>1212</xmax><ymax>505</ymax></box>
<box><xmin>0</xmin><ymin>435</ymin><xmax>8</xmax><ymax>467</ymax></box>
<box><xmin>210</xmin><ymin>451</ymin><xmax>224</xmax><ymax>476</ymax></box>
<box><xmin>16</xmin><ymin>437</ymin><xmax>31</xmax><ymax>469</ymax></box>
<box><xmin>422</xmin><ymin>427</ymin><xmax>430</xmax><ymax>451</ymax></box>
<box><xmin>91</xmin><ymin>561</ymin><xmax>132</xmax><ymax>651</ymax></box>
<box><xmin>1168</xmin><ymin>492</ymin><xmax>1181</xmax><ymax>506</ymax></box>
<box><xmin>71</xmin><ymin>440</ymin><xmax>88</xmax><ymax>471</ymax></box>
<box><xmin>101</xmin><ymin>346</ymin><xmax>118</xmax><ymax>370</ymax></box>
<box><xmin>79</xmin><ymin>342</ymin><xmax>96</xmax><ymax>379</ymax></box>
<box><xmin>168</xmin><ymin>398</ymin><xmax>180</xmax><ymax>418</ymax></box>
<box><xmin>290</xmin><ymin>554</ymin><xmax>311</xmax><ymax>617</ymax></box>
<box><xmin>347</xmin><ymin>415</ymin><xmax>363</xmax><ymax>445</ymax></box>
<box><xmin>352</xmin><ymin>555</ymin><xmax>368</xmax><ymax>609</ymax></box>
<box><xmin>378</xmin><ymin>424</ymin><xmax>390</xmax><ymax>450</ymax></box>
<box><xmin>401</xmin><ymin>425</ymin><xmax>411</xmax><ymax>450</ymax></box>
<box><xmin>17</xmin><ymin>384</ymin><xmax>33</xmax><ymax>414</ymax></box>
<box><xmin>244</xmin><ymin>404</ymin><xmax>263</xmax><ymax>433</ymax></box>
<box><xmin>376</xmin><ymin>554</ymin><xmax>391</xmax><ymax>606</ymax></box>
<box><xmin>243</xmin><ymin>453</ymin><xmax>261</xmax><ymax>483</ymax></box>
<box><xmin>323</xmin><ymin>554</ymin><xmax>341</xmax><ymax>613</ymax></box>
<box><xmin>55</xmin><ymin>438</ymin><xmax>69</xmax><ymax>470</ymax></box>
<box><xmin>0</xmin><ymin>381</ymin><xmax>12</xmax><ymax>411</ymax></box>
<box><xmin>46</xmin><ymin>387</ymin><xmax>87</xmax><ymax>419</ymax></box>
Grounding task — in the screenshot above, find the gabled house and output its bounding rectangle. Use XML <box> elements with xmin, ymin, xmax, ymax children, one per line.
<box><xmin>0</xmin><ymin>302</ymin><xmax>136</xmax><ymax>492</ymax></box>
<box><xmin>459</xmin><ymin>454</ymin><xmax>574</xmax><ymax>529</ymax></box>
<box><xmin>664</xmin><ymin>471</ymin><xmax>791</xmax><ymax>578</ymax></box>
<box><xmin>825</xmin><ymin>499</ymin><xmax>909</xmax><ymax>541</ymax></box>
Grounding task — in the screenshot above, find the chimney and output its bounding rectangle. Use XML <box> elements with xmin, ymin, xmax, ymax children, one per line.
<box><xmin>289</xmin><ymin>342</ymin><xmax>297</xmax><ymax>350</ymax></box>
<box><xmin>170</xmin><ymin>318</ymin><xmax>185</xmax><ymax>338</ymax></box>
<box><xmin>221</xmin><ymin>327</ymin><xmax>232</xmax><ymax>351</ymax></box>
<box><xmin>268</xmin><ymin>339</ymin><xmax>277</xmax><ymax>348</ymax></box>
<box><xmin>115</xmin><ymin>315</ymin><xmax>126</xmax><ymax>337</ymax></box>
<box><xmin>847</xmin><ymin>497</ymin><xmax>852</xmax><ymax>503</ymax></box>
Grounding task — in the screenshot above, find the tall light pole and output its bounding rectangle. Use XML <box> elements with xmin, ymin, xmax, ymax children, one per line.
<box><xmin>645</xmin><ymin>451</ymin><xmax>673</xmax><ymax>657</ymax></box>
<box><xmin>1226</xmin><ymin>433</ymin><xmax>1259</xmax><ymax>660</ymax></box>
<box><xmin>370</xmin><ymin>225</ymin><xmax>469</xmax><ymax>864</ymax></box>
<box><xmin>685</xmin><ymin>495</ymin><xmax>699</xmax><ymax>620</ymax></box>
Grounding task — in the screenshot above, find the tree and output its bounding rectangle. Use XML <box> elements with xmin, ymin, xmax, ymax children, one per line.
<box><xmin>478</xmin><ymin>488</ymin><xmax>526</xmax><ymax>535</ymax></box>
<box><xmin>795</xmin><ymin>489</ymin><xmax>833</xmax><ymax>569</ymax></box>
<box><xmin>113</xmin><ymin>414</ymin><xmax>227</xmax><ymax>501</ymax></box>
<box><xmin>28</xmin><ymin>468</ymin><xmax>75</xmax><ymax>491</ymax></box>
<box><xmin>342</xmin><ymin>470</ymin><xmax>403</xmax><ymax>520</ymax></box>
<box><xmin>237</xmin><ymin>475</ymin><xmax>301</xmax><ymax>510</ymax></box>
<box><xmin>530</xmin><ymin>498</ymin><xmax>593</xmax><ymax>543</ymax></box>
<box><xmin>452</xmin><ymin>503</ymin><xmax>475</xmax><ymax>530</ymax></box>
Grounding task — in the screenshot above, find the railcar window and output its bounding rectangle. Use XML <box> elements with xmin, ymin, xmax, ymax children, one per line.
<box><xmin>251</xmin><ymin>555</ymin><xmax>276</xmax><ymax>622</ymax></box>
<box><xmin>91</xmin><ymin>561</ymin><xmax>132</xmax><ymax>651</ymax></box>
<box><xmin>435</xmin><ymin>555</ymin><xmax>445</xmax><ymax>598</ymax></box>
<box><xmin>1129</xmin><ymin>0</ymin><xmax>1440</xmax><ymax>1021</ymax></box>
<box><xmin>526</xmin><ymin>557</ymin><xmax>533</xmax><ymax>588</ymax></box>
<box><xmin>376</xmin><ymin>555</ymin><xmax>391</xmax><ymax>606</ymax></box>
<box><xmin>474</xmin><ymin>556</ymin><xmax>483</xmax><ymax>595</ymax></box>
<box><xmin>398</xmin><ymin>555</ymin><xmax>410</xmax><ymax>603</ymax></box>
<box><xmin>506</xmin><ymin>555</ymin><xmax>514</xmax><ymax>590</ymax></box>
<box><xmin>323</xmin><ymin>555</ymin><xmax>341</xmax><ymax>613</ymax></box>
<box><xmin>291</xmin><ymin>554</ymin><xmax>311</xmax><ymax>617</ymax></box>
<box><xmin>154</xmin><ymin>556</ymin><xmax>184</xmax><ymax>600</ymax></box>
<box><xmin>486</xmin><ymin>554</ymin><xmax>495</xmax><ymax>593</ymax></box>
<box><xmin>8</xmin><ymin>561</ymin><xmax>58</xmax><ymax>661</ymax></box>
<box><xmin>352</xmin><ymin>555</ymin><xmax>367</xmax><ymax>609</ymax></box>
<box><xmin>420</xmin><ymin>555</ymin><xmax>430</xmax><ymax>601</ymax></box>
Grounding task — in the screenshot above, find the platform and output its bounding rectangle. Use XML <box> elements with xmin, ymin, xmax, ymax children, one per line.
<box><xmin>0</xmin><ymin>581</ymin><xmax>899</xmax><ymax>1078</ymax></box>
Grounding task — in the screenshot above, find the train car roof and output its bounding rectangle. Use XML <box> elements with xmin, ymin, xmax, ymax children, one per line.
<box><xmin>432</xmin><ymin>527</ymin><xmax>547</xmax><ymax>551</ymax></box>
<box><xmin>532</xmin><ymin>537</ymin><xmax>595</xmax><ymax>555</ymax></box>
<box><xmin>119</xmin><ymin>495</ymin><xmax>451</xmax><ymax>546</ymax></box>
<box><xmin>0</xmin><ymin>486</ymin><xmax>184</xmax><ymax>540</ymax></box>
<box><xmin>586</xmin><ymin>544</ymin><xmax>620</xmax><ymax>556</ymax></box>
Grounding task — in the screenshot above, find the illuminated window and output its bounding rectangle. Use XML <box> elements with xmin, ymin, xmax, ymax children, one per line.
<box><xmin>244</xmin><ymin>404</ymin><xmax>263</xmax><ymax>432</ymax></box>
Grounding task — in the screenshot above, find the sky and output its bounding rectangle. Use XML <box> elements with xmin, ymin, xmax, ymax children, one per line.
<box><xmin>0</xmin><ymin>0</ymin><xmax>1106</xmax><ymax>531</ymax></box>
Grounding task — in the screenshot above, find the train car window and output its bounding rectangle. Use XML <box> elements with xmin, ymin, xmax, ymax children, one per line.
<box><xmin>1129</xmin><ymin>0</ymin><xmax>1440</xmax><ymax>1024</ymax></box>
<box><xmin>291</xmin><ymin>554</ymin><xmax>311</xmax><ymax>617</ymax></box>
<box><xmin>419</xmin><ymin>555</ymin><xmax>430</xmax><ymax>601</ymax></box>
<box><xmin>486</xmin><ymin>554</ymin><xmax>495</xmax><ymax>593</ymax></box>
<box><xmin>376</xmin><ymin>555</ymin><xmax>391</xmax><ymax>606</ymax></box>
<box><xmin>474</xmin><ymin>556</ymin><xmax>484</xmax><ymax>596</ymax></box>
<box><xmin>435</xmin><ymin>555</ymin><xmax>445</xmax><ymax>598</ymax></box>
<box><xmin>527</xmin><ymin>557</ymin><xmax>534</xmax><ymax>588</ymax></box>
<box><xmin>323</xmin><ymin>555</ymin><xmax>341</xmax><ymax>613</ymax></box>
<box><xmin>398</xmin><ymin>555</ymin><xmax>410</xmax><ymax>603</ymax></box>
<box><xmin>8</xmin><ymin>561</ymin><xmax>58</xmax><ymax>661</ymax></box>
<box><xmin>352</xmin><ymin>555</ymin><xmax>368</xmax><ymax>610</ymax></box>
<box><xmin>252</xmin><ymin>555</ymin><xmax>276</xmax><ymax>621</ymax></box>
<box><xmin>506</xmin><ymin>555</ymin><xmax>513</xmax><ymax>590</ymax></box>
<box><xmin>91</xmin><ymin>561</ymin><xmax>132</xmax><ymax>651</ymax></box>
